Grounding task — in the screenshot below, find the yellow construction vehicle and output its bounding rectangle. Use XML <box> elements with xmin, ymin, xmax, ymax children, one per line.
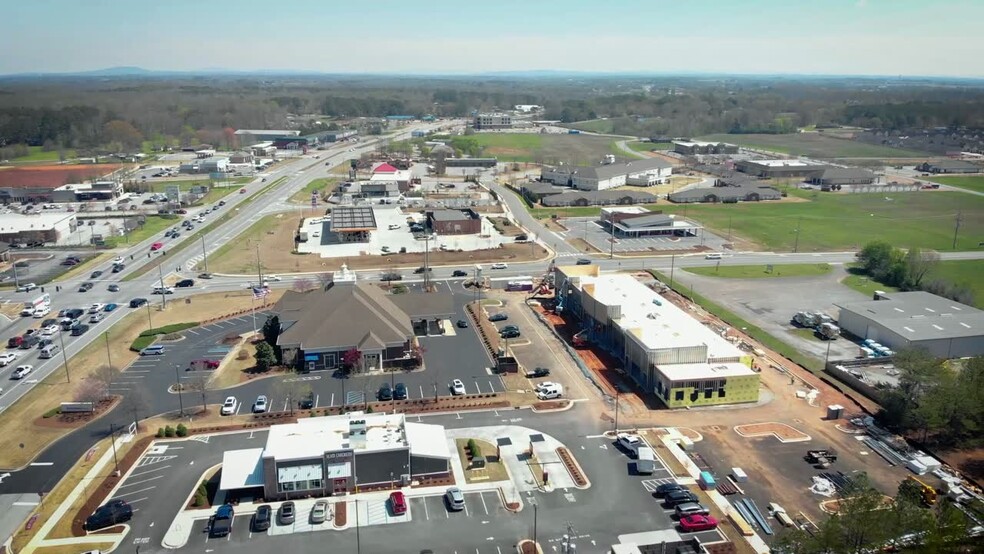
<box><xmin>905</xmin><ymin>476</ymin><xmax>938</xmax><ymax>507</ymax></box>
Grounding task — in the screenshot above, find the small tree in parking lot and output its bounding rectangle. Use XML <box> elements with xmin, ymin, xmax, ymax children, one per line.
<box><xmin>342</xmin><ymin>348</ymin><xmax>362</xmax><ymax>372</ymax></box>
<box><xmin>254</xmin><ymin>342</ymin><xmax>276</xmax><ymax>373</ymax></box>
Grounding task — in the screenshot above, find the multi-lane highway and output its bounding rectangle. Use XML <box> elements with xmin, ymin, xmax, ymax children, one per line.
<box><xmin>0</xmin><ymin>122</ymin><xmax>443</xmax><ymax>416</ymax></box>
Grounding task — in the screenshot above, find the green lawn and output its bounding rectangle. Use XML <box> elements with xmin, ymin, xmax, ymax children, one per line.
<box><xmin>655</xmin><ymin>188</ymin><xmax>984</xmax><ymax>252</ymax></box>
<box><xmin>139</xmin><ymin>177</ymin><xmax>252</xmax><ymax>205</ymax></box>
<box><xmin>840</xmin><ymin>260</ymin><xmax>984</xmax><ymax>308</ymax></box>
<box><xmin>685</xmin><ymin>263</ymin><xmax>832</xmax><ymax>279</ymax></box>
<box><xmin>203</xmin><ymin>214</ymin><xmax>284</xmax><ymax>272</ymax></box>
<box><xmin>103</xmin><ymin>215</ymin><xmax>179</xmax><ymax>248</ymax></box>
<box><xmin>841</xmin><ymin>271</ymin><xmax>899</xmax><ymax>297</ymax></box>
<box><xmin>698</xmin><ymin>133</ymin><xmax>930</xmax><ymax>158</ymax></box>
<box><xmin>626</xmin><ymin>141</ymin><xmax>673</xmax><ymax>153</ymax></box>
<box><xmin>453</xmin><ymin>133</ymin><xmax>630</xmax><ymax>164</ymax></box>
<box><xmin>290</xmin><ymin>177</ymin><xmax>339</xmax><ymax>203</ymax></box>
<box><xmin>9</xmin><ymin>146</ymin><xmax>77</xmax><ymax>163</ymax></box>
<box><xmin>925</xmin><ymin>175</ymin><xmax>984</xmax><ymax>194</ymax></box>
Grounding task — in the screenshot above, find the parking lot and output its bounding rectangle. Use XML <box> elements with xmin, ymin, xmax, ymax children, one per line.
<box><xmin>558</xmin><ymin>216</ymin><xmax>729</xmax><ymax>253</ymax></box>
<box><xmin>0</xmin><ymin>250</ymin><xmax>96</xmax><ymax>287</ymax></box>
<box><xmin>113</xmin><ymin>407</ymin><xmax>733</xmax><ymax>553</ymax></box>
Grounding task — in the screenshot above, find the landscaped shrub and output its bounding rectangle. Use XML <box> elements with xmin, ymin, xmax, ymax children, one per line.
<box><xmin>156</xmin><ymin>427</ymin><xmax>165</xmax><ymax>438</ymax></box>
<box><xmin>164</xmin><ymin>425</ymin><xmax>175</xmax><ymax>438</ymax></box>
<box><xmin>42</xmin><ymin>407</ymin><xmax>60</xmax><ymax>419</ymax></box>
<box><xmin>193</xmin><ymin>479</ymin><xmax>208</xmax><ymax>507</ymax></box>
<box><xmin>467</xmin><ymin>439</ymin><xmax>482</xmax><ymax>459</ymax></box>
<box><xmin>175</xmin><ymin>423</ymin><xmax>188</xmax><ymax>437</ymax></box>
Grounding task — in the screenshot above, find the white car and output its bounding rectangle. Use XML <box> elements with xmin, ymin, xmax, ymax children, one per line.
<box><xmin>89</xmin><ymin>313</ymin><xmax>104</xmax><ymax>323</ymax></box>
<box><xmin>252</xmin><ymin>395</ymin><xmax>268</xmax><ymax>413</ymax></box>
<box><xmin>114</xmin><ymin>256</ymin><xmax>125</xmax><ymax>264</ymax></box>
<box><xmin>490</xmin><ymin>263</ymin><xmax>508</xmax><ymax>270</ymax></box>
<box><xmin>449</xmin><ymin>379</ymin><xmax>466</xmax><ymax>396</ymax></box>
<box><xmin>16</xmin><ymin>283</ymin><xmax>38</xmax><ymax>292</ymax></box>
<box><xmin>33</xmin><ymin>305</ymin><xmax>51</xmax><ymax>318</ymax></box>
<box><xmin>616</xmin><ymin>433</ymin><xmax>643</xmax><ymax>456</ymax></box>
<box><xmin>0</xmin><ymin>352</ymin><xmax>19</xmax><ymax>367</ymax></box>
<box><xmin>88</xmin><ymin>303</ymin><xmax>104</xmax><ymax>313</ymax></box>
<box><xmin>266</xmin><ymin>275</ymin><xmax>282</xmax><ymax>281</ymax></box>
<box><xmin>220</xmin><ymin>396</ymin><xmax>238</xmax><ymax>416</ymax></box>
<box><xmin>11</xmin><ymin>365</ymin><xmax>34</xmax><ymax>379</ymax></box>
<box><xmin>19</xmin><ymin>306</ymin><xmax>36</xmax><ymax>317</ymax></box>
<box><xmin>41</xmin><ymin>325</ymin><xmax>60</xmax><ymax>336</ymax></box>
<box><xmin>535</xmin><ymin>381</ymin><xmax>560</xmax><ymax>393</ymax></box>
<box><xmin>152</xmin><ymin>286</ymin><xmax>174</xmax><ymax>295</ymax></box>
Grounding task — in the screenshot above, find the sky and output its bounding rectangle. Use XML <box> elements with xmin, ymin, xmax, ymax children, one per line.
<box><xmin>2</xmin><ymin>0</ymin><xmax>984</xmax><ymax>77</ymax></box>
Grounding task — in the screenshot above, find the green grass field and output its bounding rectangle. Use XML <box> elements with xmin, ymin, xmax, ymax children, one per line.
<box><xmin>530</xmin><ymin>207</ymin><xmax>604</xmax><ymax>218</ymax></box>
<box><xmin>655</xmin><ymin>188</ymin><xmax>984</xmax><ymax>252</ymax></box>
<box><xmin>841</xmin><ymin>260</ymin><xmax>984</xmax><ymax>308</ymax></box>
<box><xmin>103</xmin><ymin>215</ymin><xmax>178</xmax><ymax>248</ymax></box>
<box><xmin>698</xmin><ymin>133</ymin><xmax>930</xmax><ymax>158</ymax></box>
<box><xmin>459</xmin><ymin>133</ymin><xmax>629</xmax><ymax>164</ymax></box>
<box><xmin>685</xmin><ymin>263</ymin><xmax>832</xmax><ymax>279</ymax></box>
<box><xmin>8</xmin><ymin>146</ymin><xmax>77</xmax><ymax>163</ymax></box>
<box><xmin>290</xmin><ymin>177</ymin><xmax>339</xmax><ymax>203</ymax></box>
<box><xmin>925</xmin><ymin>175</ymin><xmax>984</xmax><ymax>194</ymax></box>
<box><xmin>626</xmin><ymin>141</ymin><xmax>673</xmax><ymax>153</ymax></box>
<box><xmin>566</xmin><ymin>119</ymin><xmax>617</xmax><ymax>134</ymax></box>
<box><xmin>140</xmin><ymin>177</ymin><xmax>251</xmax><ymax>204</ymax></box>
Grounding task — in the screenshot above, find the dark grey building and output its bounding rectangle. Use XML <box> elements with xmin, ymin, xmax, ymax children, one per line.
<box><xmin>540</xmin><ymin>189</ymin><xmax>658</xmax><ymax>207</ymax></box>
<box><xmin>668</xmin><ymin>182</ymin><xmax>782</xmax><ymax>203</ymax></box>
<box><xmin>916</xmin><ymin>160</ymin><xmax>982</xmax><ymax>174</ymax></box>
<box><xmin>220</xmin><ymin>413</ymin><xmax>451</xmax><ymax>501</ymax></box>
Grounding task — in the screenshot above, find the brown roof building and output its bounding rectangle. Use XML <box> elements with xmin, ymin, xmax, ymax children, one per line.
<box><xmin>273</xmin><ymin>267</ymin><xmax>452</xmax><ymax>372</ymax></box>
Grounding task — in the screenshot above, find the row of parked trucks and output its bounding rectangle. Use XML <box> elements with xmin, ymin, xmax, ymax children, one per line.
<box><xmin>792</xmin><ymin>311</ymin><xmax>841</xmax><ymax>340</ymax></box>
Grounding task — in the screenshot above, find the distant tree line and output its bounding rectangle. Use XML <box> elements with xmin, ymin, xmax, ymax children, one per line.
<box><xmin>855</xmin><ymin>241</ymin><xmax>974</xmax><ymax>306</ymax></box>
<box><xmin>1</xmin><ymin>75</ymin><xmax>983</xmax><ymax>155</ymax></box>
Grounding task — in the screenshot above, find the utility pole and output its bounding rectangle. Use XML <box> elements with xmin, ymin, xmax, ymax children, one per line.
<box><xmin>145</xmin><ymin>301</ymin><xmax>154</xmax><ymax>329</ymax></box>
<box><xmin>109</xmin><ymin>423</ymin><xmax>120</xmax><ymax>476</ymax></box>
<box><xmin>793</xmin><ymin>217</ymin><xmax>803</xmax><ymax>253</ymax></box>
<box><xmin>952</xmin><ymin>210</ymin><xmax>962</xmax><ymax>250</ymax></box>
<box><xmin>157</xmin><ymin>263</ymin><xmax>167</xmax><ymax>309</ymax></box>
<box><xmin>200</xmin><ymin>234</ymin><xmax>209</xmax><ymax>274</ymax></box>
<box><xmin>174</xmin><ymin>364</ymin><xmax>184</xmax><ymax>416</ymax></box>
<box><xmin>255</xmin><ymin>244</ymin><xmax>263</xmax><ymax>285</ymax></box>
<box><xmin>11</xmin><ymin>262</ymin><xmax>19</xmax><ymax>288</ymax></box>
<box><xmin>669</xmin><ymin>254</ymin><xmax>675</xmax><ymax>289</ymax></box>
<box><xmin>58</xmin><ymin>329</ymin><xmax>70</xmax><ymax>383</ymax></box>
<box><xmin>423</xmin><ymin>234</ymin><xmax>430</xmax><ymax>290</ymax></box>
<box><xmin>532</xmin><ymin>503</ymin><xmax>538</xmax><ymax>548</ymax></box>
<box><xmin>104</xmin><ymin>331</ymin><xmax>113</xmax><ymax>372</ymax></box>
<box><xmin>609</xmin><ymin>215</ymin><xmax>616</xmax><ymax>260</ymax></box>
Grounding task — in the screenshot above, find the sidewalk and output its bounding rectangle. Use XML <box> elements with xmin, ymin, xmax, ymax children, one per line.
<box><xmin>20</xmin><ymin>433</ymin><xmax>133</xmax><ymax>554</ymax></box>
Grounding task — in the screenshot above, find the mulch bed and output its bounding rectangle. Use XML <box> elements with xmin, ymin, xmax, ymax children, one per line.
<box><xmin>70</xmin><ymin>435</ymin><xmax>154</xmax><ymax>537</ymax></box>
<box><xmin>556</xmin><ymin>447</ymin><xmax>588</xmax><ymax>487</ymax></box>
<box><xmin>334</xmin><ymin>501</ymin><xmax>347</xmax><ymax>527</ymax></box>
<box><xmin>532</xmin><ymin>400</ymin><xmax>570</xmax><ymax>411</ymax></box>
<box><xmin>33</xmin><ymin>396</ymin><xmax>121</xmax><ymax>429</ymax></box>
<box><xmin>518</xmin><ymin>540</ymin><xmax>541</xmax><ymax>554</ymax></box>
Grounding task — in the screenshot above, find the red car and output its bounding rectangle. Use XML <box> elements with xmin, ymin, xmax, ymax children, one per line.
<box><xmin>239</xmin><ymin>188</ymin><xmax>247</xmax><ymax>194</ymax></box>
<box><xmin>389</xmin><ymin>491</ymin><xmax>407</xmax><ymax>515</ymax></box>
<box><xmin>192</xmin><ymin>359</ymin><xmax>220</xmax><ymax>370</ymax></box>
<box><xmin>679</xmin><ymin>514</ymin><xmax>718</xmax><ymax>532</ymax></box>
<box><xmin>150</xmin><ymin>242</ymin><xmax>163</xmax><ymax>251</ymax></box>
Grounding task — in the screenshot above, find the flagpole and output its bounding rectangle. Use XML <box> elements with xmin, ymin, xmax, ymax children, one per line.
<box><xmin>251</xmin><ymin>293</ymin><xmax>257</xmax><ymax>335</ymax></box>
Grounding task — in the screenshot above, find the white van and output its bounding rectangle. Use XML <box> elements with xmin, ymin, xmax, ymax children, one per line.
<box><xmin>704</xmin><ymin>252</ymin><xmax>723</xmax><ymax>260</ymax></box>
<box><xmin>140</xmin><ymin>345</ymin><xmax>165</xmax><ymax>356</ymax></box>
<box><xmin>536</xmin><ymin>383</ymin><xmax>563</xmax><ymax>400</ymax></box>
<box><xmin>39</xmin><ymin>344</ymin><xmax>60</xmax><ymax>359</ymax></box>
<box><xmin>636</xmin><ymin>447</ymin><xmax>656</xmax><ymax>474</ymax></box>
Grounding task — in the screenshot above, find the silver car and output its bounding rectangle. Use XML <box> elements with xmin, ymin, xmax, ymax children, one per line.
<box><xmin>445</xmin><ymin>487</ymin><xmax>465</xmax><ymax>511</ymax></box>
<box><xmin>310</xmin><ymin>500</ymin><xmax>329</xmax><ymax>524</ymax></box>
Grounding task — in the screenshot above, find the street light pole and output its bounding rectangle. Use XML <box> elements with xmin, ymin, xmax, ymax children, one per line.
<box><xmin>157</xmin><ymin>263</ymin><xmax>167</xmax><ymax>309</ymax></box>
<box><xmin>613</xmin><ymin>389</ymin><xmax>620</xmax><ymax>433</ymax></box>
<box><xmin>109</xmin><ymin>423</ymin><xmax>120</xmax><ymax>476</ymax></box>
<box><xmin>104</xmin><ymin>331</ymin><xmax>113</xmax><ymax>372</ymax></box>
<box><xmin>145</xmin><ymin>301</ymin><xmax>153</xmax><ymax>329</ymax></box>
<box><xmin>57</xmin><ymin>329</ymin><xmax>70</xmax><ymax>383</ymax></box>
<box><xmin>11</xmin><ymin>262</ymin><xmax>20</xmax><ymax>288</ymax></box>
<box><xmin>201</xmin><ymin>234</ymin><xmax>209</xmax><ymax>274</ymax></box>
<box><xmin>174</xmin><ymin>364</ymin><xmax>184</xmax><ymax>416</ymax></box>
<box><xmin>255</xmin><ymin>244</ymin><xmax>263</xmax><ymax>285</ymax></box>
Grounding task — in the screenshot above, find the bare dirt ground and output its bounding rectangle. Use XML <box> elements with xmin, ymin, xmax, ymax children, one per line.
<box><xmin>734</xmin><ymin>422</ymin><xmax>811</xmax><ymax>442</ymax></box>
<box><xmin>207</xmin><ymin>213</ymin><xmax>550</xmax><ymax>274</ymax></box>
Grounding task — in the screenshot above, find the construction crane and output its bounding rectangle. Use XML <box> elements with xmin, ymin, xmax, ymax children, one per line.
<box><xmin>904</xmin><ymin>476</ymin><xmax>938</xmax><ymax>507</ymax></box>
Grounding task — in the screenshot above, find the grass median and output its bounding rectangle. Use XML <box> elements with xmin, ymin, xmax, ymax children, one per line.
<box><xmin>685</xmin><ymin>263</ymin><xmax>832</xmax><ymax>279</ymax></box>
<box><xmin>649</xmin><ymin>269</ymin><xmax>822</xmax><ymax>372</ymax></box>
<box><xmin>123</xmin><ymin>176</ymin><xmax>288</xmax><ymax>281</ymax></box>
<box><xmin>129</xmin><ymin>322</ymin><xmax>199</xmax><ymax>351</ymax></box>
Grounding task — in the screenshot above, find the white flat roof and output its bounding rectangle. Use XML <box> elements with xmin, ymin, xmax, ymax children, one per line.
<box><xmin>236</xmin><ymin>129</ymin><xmax>299</xmax><ymax>136</ymax></box>
<box><xmin>220</xmin><ymin>448</ymin><xmax>265</xmax><ymax>490</ymax></box>
<box><xmin>574</xmin><ymin>272</ymin><xmax>743</xmax><ymax>358</ymax></box>
<box><xmin>750</xmin><ymin>159</ymin><xmax>811</xmax><ymax>167</ymax></box>
<box><xmin>405</xmin><ymin>422</ymin><xmax>452</xmax><ymax>459</ymax></box>
<box><xmin>0</xmin><ymin>212</ymin><xmax>75</xmax><ymax>233</ymax></box>
<box><xmin>673</xmin><ymin>140</ymin><xmax>733</xmax><ymax>147</ymax></box>
<box><xmin>658</xmin><ymin>362</ymin><xmax>757</xmax><ymax>382</ymax></box>
<box><xmin>262</xmin><ymin>412</ymin><xmax>448</xmax><ymax>462</ymax></box>
<box><xmin>600</xmin><ymin>206</ymin><xmax>648</xmax><ymax>215</ymax></box>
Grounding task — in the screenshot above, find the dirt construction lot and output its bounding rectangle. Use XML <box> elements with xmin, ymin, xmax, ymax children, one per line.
<box><xmin>0</xmin><ymin>289</ymin><xmax>285</xmax><ymax>469</ymax></box>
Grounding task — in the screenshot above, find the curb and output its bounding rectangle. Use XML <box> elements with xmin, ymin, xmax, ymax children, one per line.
<box><xmin>161</xmin><ymin>463</ymin><xmax>222</xmax><ymax>549</ymax></box>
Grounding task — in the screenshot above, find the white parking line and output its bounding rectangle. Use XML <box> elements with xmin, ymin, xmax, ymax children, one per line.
<box><xmin>329</xmin><ymin>393</ymin><xmax>334</xmax><ymax>407</ymax></box>
<box><xmin>127</xmin><ymin>497</ymin><xmax>148</xmax><ymax>504</ymax></box>
<box><xmin>119</xmin><ymin>475</ymin><xmax>165</xmax><ymax>488</ymax></box>
<box><xmin>127</xmin><ymin>465</ymin><xmax>171</xmax><ymax>478</ymax></box>
<box><xmin>419</xmin><ymin>385</ymin><xmax>425</xmax><ymax>399</ymax></box>
<box><xmin>480</xmin><ymin>492</ymin><xmax>489</xmax><ymax>515</ymax></box>
<box><xmin>422</xmin><ymin>499</ymin><xmax>429</xmax><ymax>520</ymax></box>
<box><xmin>314</xmin><ymin>394</ymin><xmax>319</xmax><ymax>408</ymax></box>
<box><xmin>488</xmin><ymin>380</ymin><xmax>496</xmax><ymax>392</ymax></box>
<box><xmin>186</xmin><ymin>329</ymin><xmax>199</xmax><ymax>335</ymax></box>
<box><xmin>117</xmin><ymin>486</ymin><xmax>156</xmax><ymax>497</ymax></box>
<box><xmin>474</xmin><ymin>381</ymin><xmax>483</xmax><ymax>394</ymax></box>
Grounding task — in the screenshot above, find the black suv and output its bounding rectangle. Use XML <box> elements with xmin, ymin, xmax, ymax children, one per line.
<box><xmin>663</xmin><ymin>490</ymin><xmax>699</xmax><ymax>507</ymax></box>
<box><xmin>377</xmin><ymin>383</ymin><xmax>393</xmax><ymax>401</ymax></box>
<box><xmin>252</xmin><ymin>504</ymin><xmax>272</xmax><ymax>532</ymax></box>
<box><xmin>176</xmin><ymin>279</ymin><xmax>195</xmax><ymax>288</ymax></box>
<box><xmin>394</xmin><ymin>382</ymin><xmax>408</xmax><ymax>400</ymax></box>
<box><xmin>71</xmin><ymin>324</ymin><xmax>90</xmax><ymax>336</ymax></box>
<box><xmin>84</xmin><ymin>499</ymin><xmax>132</xmax><ymax>531</ymax></box>
<box><xmin>452</xmin><ymin>270</ymin><xmax>468</xmax><ymax>277</ymax></box>
<box><xmin>129</xmin><ymin>298</ymin><xmax>148</xmax><ymax>308</ymax></box>
<box><xmin>526</xmin><ymin>367</ymin><xmax>550</xmax><ymax>378</ymax></box>
<box><xmin>413</xmin><ymin>266</ymin><xmax>432</xmax><ymax>274</ymax></box>
<box><xmin>78</xmin><ymin>282</ymin><xmax>94</xmax><ymax>292</ymax></box>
